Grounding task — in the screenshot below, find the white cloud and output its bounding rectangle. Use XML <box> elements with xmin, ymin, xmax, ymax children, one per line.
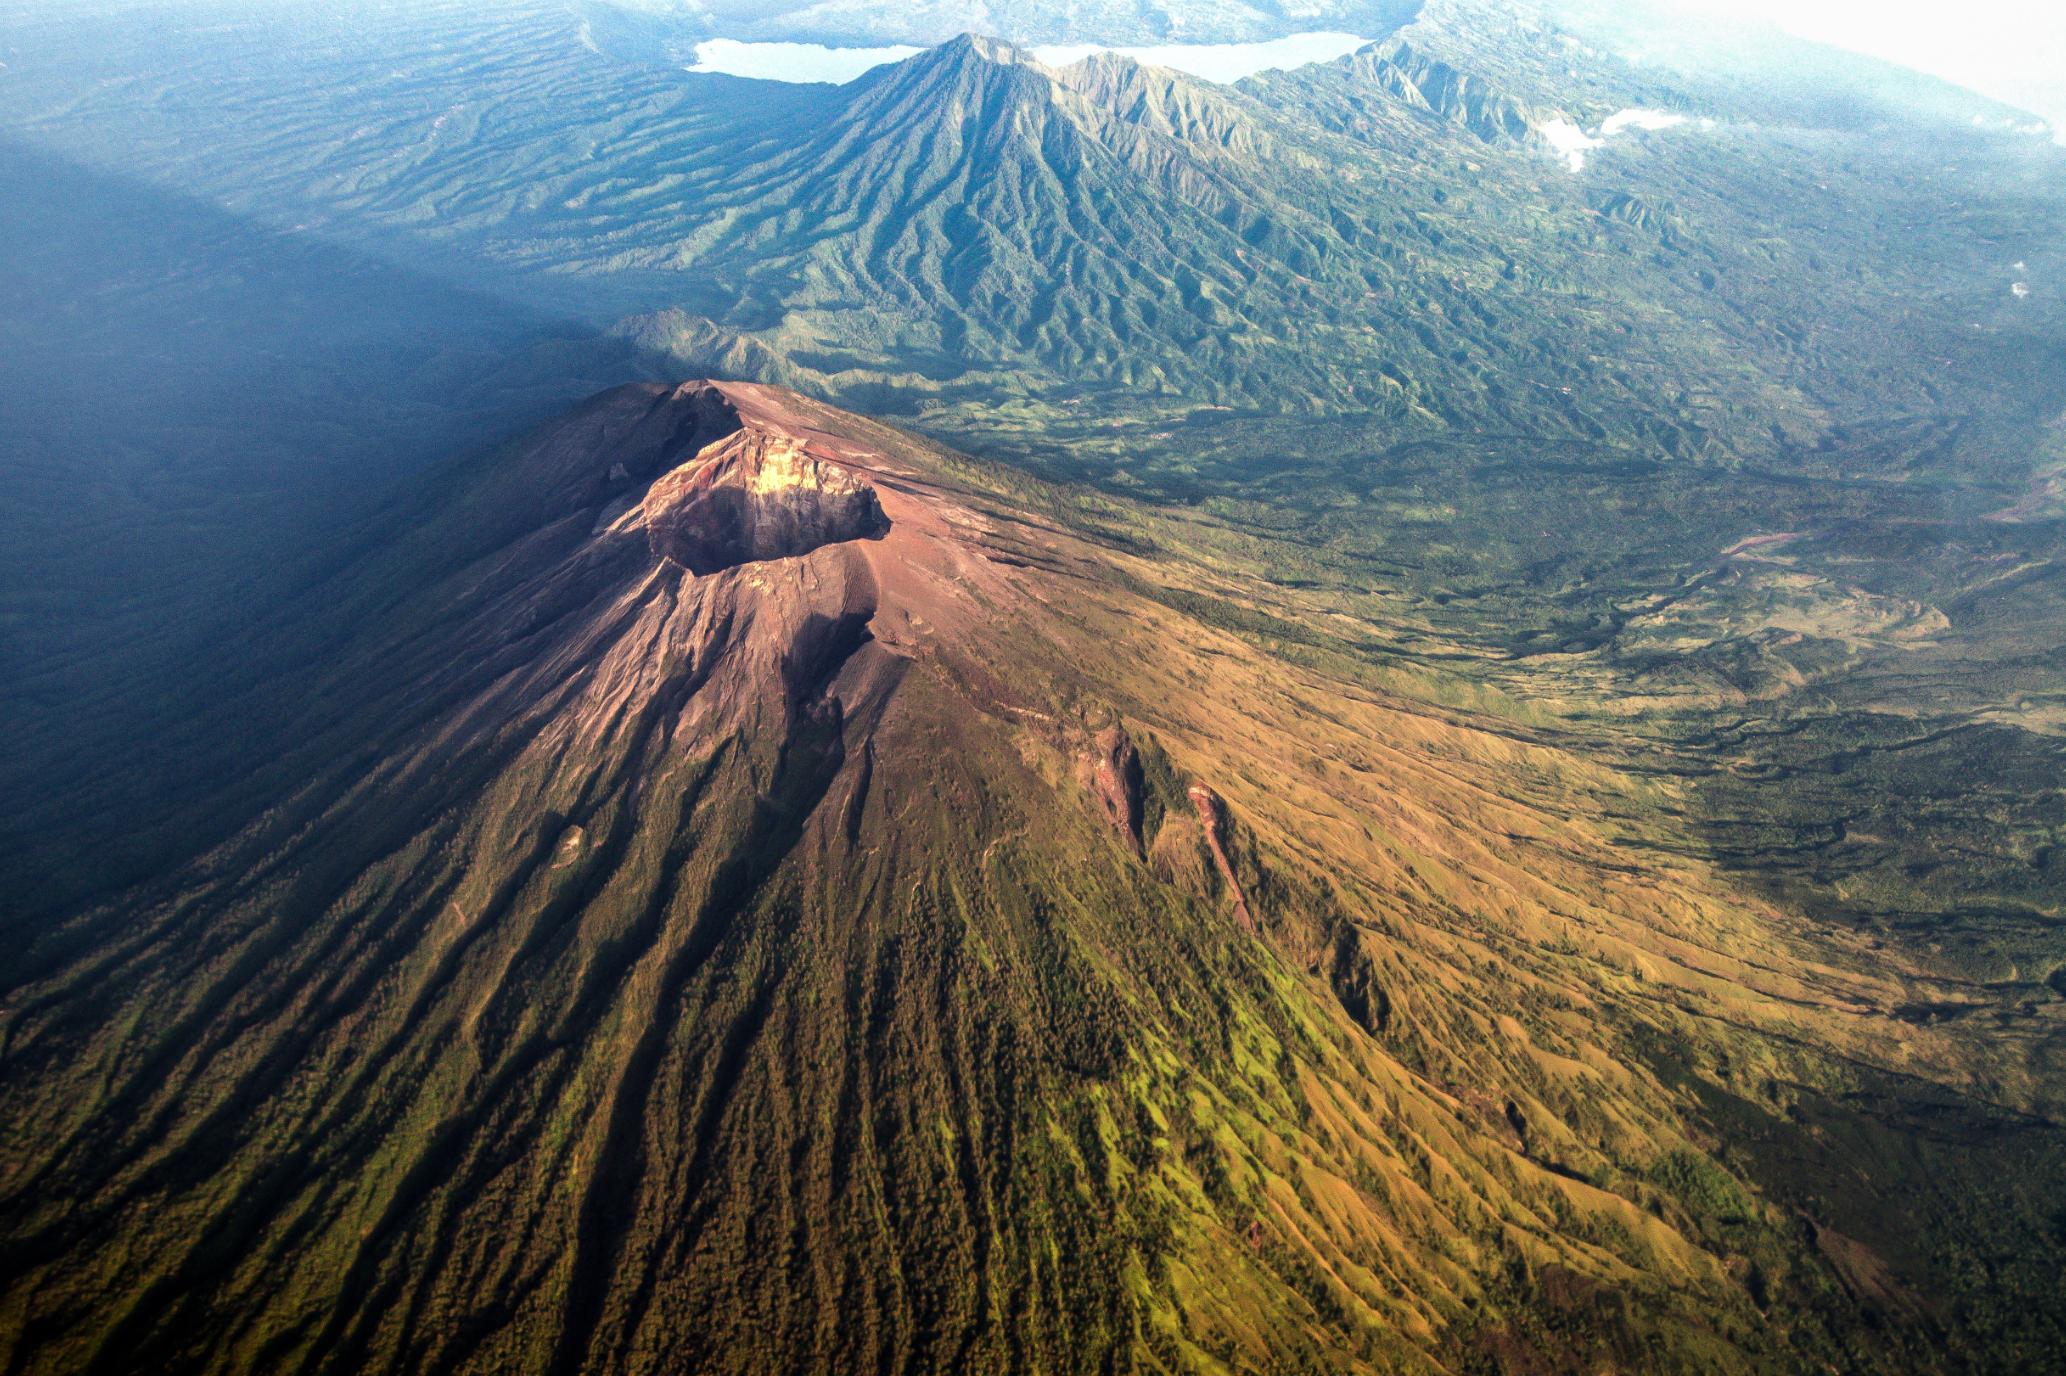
<box><xmin>1600</xmin><ymin>108</ymin><xmax>1688</xmax><ymax>136</ymax></box>
<box><xmin>1541</xmin><ymin>109</ymin><xmax>1701</xmax><ymax>172</ymax></box>
<box><xmin>1539</xmin><ymin>118</ymin><xmax>1601</xmax><ymax>171</ymax></box>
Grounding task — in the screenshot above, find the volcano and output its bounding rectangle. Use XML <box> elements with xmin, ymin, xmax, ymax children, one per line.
<box><xmin>4</xmin><ymin>380</ymin><xmax>2062</xmax><ymax>1375</ymax></box>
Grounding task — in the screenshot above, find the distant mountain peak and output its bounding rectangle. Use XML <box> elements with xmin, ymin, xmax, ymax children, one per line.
<box><xmin>935</xmin><ymin>31</ymin><xmax>1026</xmax><ymax>65</ymax></box>
<box><xmin>869</xmin><ymin>31</ymin><xmax>1042</xmax><ymax>86</ymax></box>
<box><xmin>844</xmin><ymin>30</ymin><xmax>1059</xmax><ymax>121</ymax></box>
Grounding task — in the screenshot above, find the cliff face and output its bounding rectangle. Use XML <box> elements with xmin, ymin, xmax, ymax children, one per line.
<box><xmin>1086</xmin><ymin>725</ymin><xmax>1144</xmax><ymax>852</ymax></box>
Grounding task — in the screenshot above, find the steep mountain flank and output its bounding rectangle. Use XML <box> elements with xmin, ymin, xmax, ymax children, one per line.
<box><xmin>5</xmin><ymin>381</ymin><xmax>2063</xmax><ymax>1374</ymax></box>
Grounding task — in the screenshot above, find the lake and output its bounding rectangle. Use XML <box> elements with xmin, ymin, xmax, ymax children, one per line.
<box><xmin>686</xmin><ymin>32</ymin><xmax>1377</xmax><ymax>86</ymax></box>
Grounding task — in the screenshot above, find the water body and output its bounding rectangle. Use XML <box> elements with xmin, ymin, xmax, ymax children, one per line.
<box><xmin>686</xmin><ymin>32</ymin><xmax>1376</xmax><ymax>86</ymax></box>
<box><xmin>685</xmin><ymin>38</ymin><xmax>924</xmax><ymax>84</ymax></box>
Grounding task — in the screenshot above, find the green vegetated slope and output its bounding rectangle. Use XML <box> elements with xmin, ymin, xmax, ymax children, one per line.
<box><xmin>4</xmin><ymin>381</ymin><xmax>2059</xmax><ymax>1376</ymax></box>
<box><xmin>5</xmin><ymin>0</ymin><xmax>2045</xmax><ymax>448</ymax></box>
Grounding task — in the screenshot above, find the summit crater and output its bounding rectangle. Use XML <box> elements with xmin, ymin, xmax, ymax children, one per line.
<box><xmin>643</xmin><ymin>421</ymin><xmax>890</xmax><ymax>575</ymax></box>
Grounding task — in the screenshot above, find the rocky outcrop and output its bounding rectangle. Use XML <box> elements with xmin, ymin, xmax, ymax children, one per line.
<box><xmin>645</xmin><ymin>427</ymin><xmax>890</xmax><ymax>575</ymax></box>
<box><xmin>1328</xmin><ymin>931</ymin><xmax>1391</xmax><ymax>1035</ymax></box>
<box><xmin>1087</xmin><ymin>726</ymin><xmax>1145</xmax><ymax>852</ymax></box>
<box><xmin>1187</xmin><ymin>783</ymin><xmax>1256</xmax><ymax>934</ymax></box>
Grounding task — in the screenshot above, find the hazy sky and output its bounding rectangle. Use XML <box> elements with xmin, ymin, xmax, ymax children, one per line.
<box><xmin>1657</xmin><ymin>0</ymin><xmax>2066</xmax><ymax>132</ymax></box>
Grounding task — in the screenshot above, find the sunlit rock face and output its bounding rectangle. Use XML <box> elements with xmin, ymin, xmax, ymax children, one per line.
<box><xmin>644</xmin><ymin>427</ymin><xmax>891</xmax><ymax>574</ymax></box>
